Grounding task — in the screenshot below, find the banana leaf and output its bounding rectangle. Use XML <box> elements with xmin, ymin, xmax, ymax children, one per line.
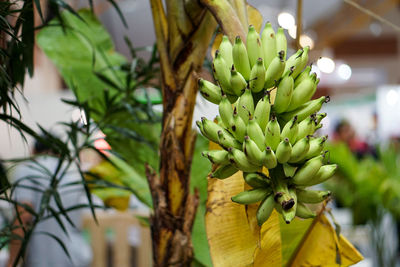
<box><xmin>36</xmin><ymin>9</ymin><xmax>126</xmax><ymax>116</ymax></box>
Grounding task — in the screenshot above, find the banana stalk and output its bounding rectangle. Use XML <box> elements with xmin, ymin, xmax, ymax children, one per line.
<box><xmin>147</xmin><ymin>1</ymin><xmax>246</xmax><ymax>265</ymax></box>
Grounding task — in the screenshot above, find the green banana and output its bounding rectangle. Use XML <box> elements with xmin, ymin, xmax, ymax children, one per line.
<box><xmin>294</xmin><ymin>65</ymin><xmax>311</xmax><ymax>87</ymax></box>
<box><xmin>264</xmin><ymin>146</ymin><xmax>278</xmax><ymax>169</ymax></box>
<box><xmin>244</xmin><ymin>172</ymin><xmax>270</xmax><ymax>188</ymax></box>
<box><xmin>281</xmin><ymin>96</ymin><xmax>329</xmax><ymax>122</ymax></box>
<box><xmin>256</xmin><ymin>194</ymin><xmax>275</xmax><ymax>226</ymax></box>
<box><xmin>296</xmin><ymin>115</ymin><xmax>316</xmax><ymax>142</ymax></box>
<box><xmin>281</xmin><ymin>116</ymin><xmax>298</xmax><ymax>145</ymax></box>
<box><xmin>274</xmin><ymin>202</ymin><xmax>283</xmax><ymax>214</ymax></box>
<box><xmin>232</xmin><ymin>188</ymin><xmax>271</xmax><ymax>204</ymax></box>
<box><xmin>296</xmin><ymin>202</ymin><xmax>316</xmax><ymax>219</ymax></box>
<box><xmin>288</xmin><ymin>136</ymin><xmax>310</xmax><ymax>163</ymax></box>
<box><xmin>284</xmin><ymin>49</ymin><xmax>302</xmax><ymax>76</ymax></box>
<box><xmin>230</xmin><ymin>67</ymin><xmax>247</xmax><ymax>96</ymax></box>
<box><xmin>261</xmin><ymin>22</ymin><xmax>277</xmax><ymax>70</ymax></box>
<box><xmin>286</xmin><ymin>74</ymin><xmax>317</xmax><ymax>112</ymax></box>
<box><xmin>305</xmin><ymin>135</ymin><xmax>327</xmax><ymax>159</ymax></box>
<box><xmin>215</xmin><ymin>115</ymin><xmax>225</xmax><ymax>128</ymax></box>
<box><xmin>293</xmin><ymin>46</ymin><xmax>309</xmax><ymax>78</ymax></box>
<box><xmin>243</xmin><ymin>136</ymin><xmax>265</xmax><ymax>166</ymax></box>
<box><xmin>228</xmin><ymin>147</ymin><xmax>260</xmax><ymax>172</ymax></box>
<box><xmin>213</xmin><ymin>50</ymin><xmax>233</xmax><ymax>94</ymax></box>
<box><xmin>226</xmin><ymin>93</ymin><xmax>239</xmax><ymax>103</ymax></box>
<box><xmin>198</xmin><ymin>78</ymin><xmax>222</xmax><ymax>104</ymax></box>
<box><xmin>273</xmin><ymin>71</ymin><xmax>294</xmax><ymax>113</ymax></box>
<box><xmin>296</xmin><ymin>189</ymin><xmax>331</xmax><ymax>203</ymax></box>
<box><xmin>302</xmin><ymin>164</ymin><xmax>337</xmax><ymax>186</ymax></box>
<box><xmin>233</xmin><ymin>36</ymin><xmax>251</xmax><ymax>81</ymax></box>
<box><xmin>202</xmin><ymin>150</ymin><xmax>230</xmax><ymax>165</ymax></box>
<box><xmin>217</xmin><ymin>130</ymin><xmax>242</xmax><ymax>150</ymax></box>
<box><xmin>316</xmin><ymin>113</ymin><xmax>327</xmax><ymax>124</ymax></box>
<box><xmin>264</xmin><ymin>51</ymin><xmax>285</xmax><ymax>88</ymax></box>
<box><xmin>292</xmin><ymin>155</ymin><xmax>324</xmax><ymax>185</ymax></box>
<box><xmin>201</xmin><ymin>117</ymin><xmax>225</xmax><ymax>143</ymax></box>
<box><xmin>249</xmin><ymin>58</ymin><xmax>266</xmax><ymax>93</ymax></box>
<box><xmin>276</xmin><ymin>27</ymin><xmax>287</xmax><ymax>60</ymax></box>
<box><xmin>247</xmin><ymin>25</ymin><xmax>264</xmax><ymax>68</ymax></box>
<box><xmin>196</xmin><ymin>121</ymin><xmax>208</xmax><ymax>139</ymax></box>
<box><xmin>282</xmin><ymin>187</ymin><xmax>297</xmax><ymax>224</ymax></box>
<box><xmin>219</xmin><ymin>35</ymin><xmax>233</xmax><ymax>69</ymax></box>
<box><xmin>211</xmin><ymin>164</ymin><xmax>238</xmax><ymax>179</ymax></box>
<box><xmin>254</xmin><ymin>93</ymin><xmax>271</xmax><ymax>132</ymax></box>
<box><xmin>264</xmin><ymin>116</ymin><xmax>281</xmax><ymax>150</ymax></box>
<box><xmin>238</xmin><ymin>88</ymin><xmax>254</xmax><ymax>124</ymax></box>
<box><xmin>272</xmin><ymin>174</ymin><xmax>294</xmax><ymax>210</ymax></box>
<box><xmin>219</xmin><ymin>96</ymin><xmax>234</xmax><ymax>127</ymax></box>
<box><xmin>276</xmin><ymin>138</ymin><xmax>292</xmax><ymax>164</ymax></box>
<box><xmin>283</xmin><ymin>163</ymin><xmax>297</xmax><ymax>177</ymax></box>
<box><xmin>229</xmin><ymin>108</ymin><xmax>246</xmax><ymax>142</ymax></box>
<box><xmin>246</xmin><ymin>118</ymin><xmax>265</xmax><ymax>151</ymax></box>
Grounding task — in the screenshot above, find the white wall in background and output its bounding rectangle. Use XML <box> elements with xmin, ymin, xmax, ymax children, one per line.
<box><xmin>377</xmin><ymin>85</ymin><xmax>400</xmax><ymax>141</ymax></box>
<box><xmin>0</xmin><ymin>89</ymin><xmax>75</xmax><ymax>159</ymax></box>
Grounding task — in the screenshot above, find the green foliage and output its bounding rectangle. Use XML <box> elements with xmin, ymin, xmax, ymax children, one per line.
<box><xmin>1</xmin><ymin>0</ymin><xmax>121</xmax><ymax>116</ymax></box>
<box><xmin>190</xmin><ymin>135</ymin><xmax>212</xmax><ymax>267</ymax></box>
<box><xmin>36</xmin><ymin>9</ymin><xmax>127</xmax><ymax>117</ymax></box>
<box><xmin>37</xmin><ymin>9</ymin><xmax>161</xmax><ymax>180</ymax></box>
<box><xmin>326</xmin><ymin>142</ymin><xmax>400</xmax><ymax>224</ymax></box>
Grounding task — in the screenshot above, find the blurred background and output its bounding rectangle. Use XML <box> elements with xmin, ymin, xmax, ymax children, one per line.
<box><xmin>0</xmin><ymin>0</ymin><xmax>399</xmax><ymax>266</ymax></box>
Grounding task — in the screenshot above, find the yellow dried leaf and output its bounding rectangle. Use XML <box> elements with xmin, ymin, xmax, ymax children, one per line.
<box><xmin>103</xmin><ymin>197</ymin><xmax>130</xmax><ymax>211</ymax></box>
<box><xmin>211</xmin><ymin>34</ymin><xmax>223</xmax><ymax>59</ymax></box>
<box><xmin>253</xmin><ymin>210</ymin><xmax>282</xmax><ymax>266</ymax></box>
<box><xmin>246</xmin><ymin>4</ymin><xmax>263</xmax><ymax>33</ymax></box>
<box><xmin>280</xmin><ymin>216</ymin><xmax>314</xmax><ymax>266</ymax></box>
<box><xmin>205</xmin><ymin>171</ymin><xmax>259</xmax><ymax>267</ymax></box>
<box><xmin>289</xmin><ymin>214</ymin><xmax>363</xmax><ymax>266</ymax></box>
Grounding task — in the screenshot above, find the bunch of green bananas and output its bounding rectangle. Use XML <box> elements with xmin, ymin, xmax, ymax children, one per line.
<box><xmin>196</xmin><ymin>23</ymin><xmax>336</xmax><ymax>225</ymax></box>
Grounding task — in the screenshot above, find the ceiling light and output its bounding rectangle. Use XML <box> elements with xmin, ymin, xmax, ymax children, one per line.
<box><xmin>300</xmin><ymin>34</ymin><xmax>314</xmax><ymax>50</ymax></box>
<box><xmin>317</xmin><ymin>57</ymin><xmax>335</xmax><ymax>74</ymax></box>
<box><xmin>278</xmin><ymin>12</ymin><xmax>295</xmax><ymax>30</ymax></box>
<box><xmin>337</xmin><ymin>64</ymin><xmax>352</xmax><ymax>80</ymax></box>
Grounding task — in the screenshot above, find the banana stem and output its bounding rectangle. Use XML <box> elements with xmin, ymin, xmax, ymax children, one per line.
<box><xmin>270</xmin><ymin>166</ymin><xmax>294</xmax><ymax>210</ymax></box>
<box><xmin>296</xmin><ymin>0</ymin><xmax>303</xmax><ymax>49</ymax></box>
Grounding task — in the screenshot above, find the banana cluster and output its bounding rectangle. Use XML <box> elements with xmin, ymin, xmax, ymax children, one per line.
<box><xmin>197</xmin><ymin>23</ymin><xmax>336</xmax><ymax>225</ymax></box>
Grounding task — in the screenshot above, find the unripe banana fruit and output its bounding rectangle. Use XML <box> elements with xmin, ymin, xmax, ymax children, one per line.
<box><xmin>197</xmin><ymin>23</ymin><xmax>335</xmax><ymax>225</ymax></box>
<box><xmin>232</xmin><ymin>188</ymin><xmax>271</xmax><ymax>204</ymax></box>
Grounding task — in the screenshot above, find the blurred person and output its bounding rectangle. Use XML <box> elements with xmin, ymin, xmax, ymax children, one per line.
<box><xmin>7</xmin><ymin>137</ymin><xmax>92</xmax><ymax>267</ymax></box>
<box><xmin>333</xmin><ymin>119</ymin><xmax>377</xmax><ymax>159</ymax></box>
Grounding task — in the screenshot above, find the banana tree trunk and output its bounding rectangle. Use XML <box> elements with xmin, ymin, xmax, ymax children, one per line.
<box><xmin>147</xmin><ymin>0</ymin><xmax>246</xmax><ymax>265</ymax></box>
